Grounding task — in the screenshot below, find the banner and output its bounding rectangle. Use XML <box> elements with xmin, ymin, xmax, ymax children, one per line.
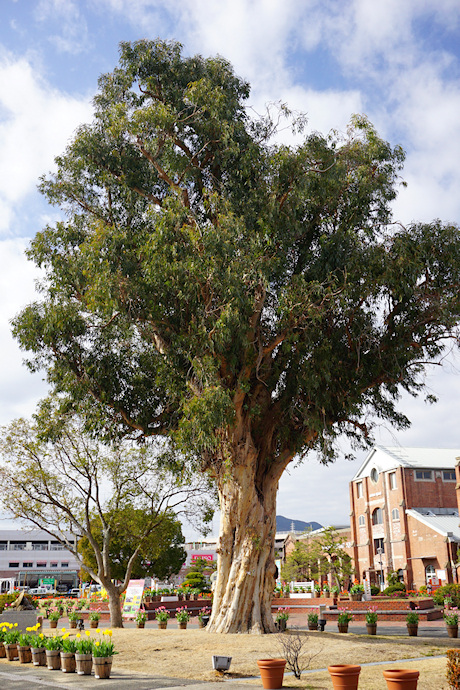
<box><xmin>122</xmin><ymin>579</ymin><xmax>145</xmax><ymax>618</ymax></box>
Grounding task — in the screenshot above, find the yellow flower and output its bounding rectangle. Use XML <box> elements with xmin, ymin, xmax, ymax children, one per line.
<box><xmin>61</xmin><ymin>627</ymin><xmax>66</xmax><ymax>633</ymax></box>
<box><xmin>85</xmin><ymin>630</ymin><xmax>91</xmax><ymax>637</ymax></box>
<box><xmin>96</xmin><ymin>627</ymin><xmax>101</xmax><ymax>633</ymax></box>
<box><xmin>63</xmin><ymin>633</ymin><xmax>70</xmax><ymax>640</ymax></box>
<box><xmin>103</xmin><ymin>629</ymin><xmax>112</xmax><ymax>637</ymax></box>
<box><xmin>95</xmin><ymin>641</ymin><xmax>100</xmax><ymax>647</ymax></box>
<box><xmin>76</xmin><ymin>633</ymin><xmax>81</xmax><ymax>638</ymax></box>
<box><xmin>39</xmin><ymin>633</ymin><xmax>44</xmax><ymax>639</ymax></box>
<box><xmin>14</xmin><ymin>623</ymin><xmax>18</xmax><ymax>627</ymax></box>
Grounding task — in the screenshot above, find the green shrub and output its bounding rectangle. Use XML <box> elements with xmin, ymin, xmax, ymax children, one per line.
<box><xmin>370</xmin><ymin>585</ymin><xmax>381</xmax><ymax>596</ymax></box>
<box><xmin>182</xmin><ymin>571</ymin><xmax>207</xmax><ymax>591</ymax></box>
<box><xmin>433</xmin><ymin>584</ymin><xmax>460</xmax><ymax>608</ymax></box>
<box><xmin>383</xmin><ymin>583</ymin><xmax>406</xmax><ymax>596</ymax></box>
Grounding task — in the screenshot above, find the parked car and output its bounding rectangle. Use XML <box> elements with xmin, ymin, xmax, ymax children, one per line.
<box><xmin>27</xmin><ymin>587</ymin><xmax>50</xmax><ymax>596</ymax></box>
<box><xmin>68</xmin><ymin>588</ymin><xmax>81</xmax><ymax>598</ymax></box>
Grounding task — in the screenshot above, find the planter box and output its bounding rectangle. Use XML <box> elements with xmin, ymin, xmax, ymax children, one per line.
<box><xmin>289</xmin><ymin>592</ymin><xmax>313</xmax><ymax>599</ymax></box>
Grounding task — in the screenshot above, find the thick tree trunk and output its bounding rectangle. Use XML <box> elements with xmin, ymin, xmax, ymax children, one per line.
<box><xmin>207</xmin><ymin>458</ymin><xmax>280</xmax><ymax>634</ymax></box>
<box><xmin>105</xmin><ymin>582</ymin><xmax>124</xmax><ymax>628</ymax></box>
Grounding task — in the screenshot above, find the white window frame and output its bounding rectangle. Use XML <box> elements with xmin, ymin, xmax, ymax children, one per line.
<box><xmin>389</xmin><ymin>471</ymin><xmax>397</xmax><ymax>489</ymax></box>
<box><xmin>391</xmin><ymin>508</ymin><xmax>400</xmax><ymax>521</ymax></box>
<box><xmin>442</xmin><ymin>470</ymin><xmax>456</xmax><ymax>482</ymax></box>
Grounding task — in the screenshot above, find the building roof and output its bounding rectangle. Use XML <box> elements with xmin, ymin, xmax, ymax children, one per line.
<box><xmin>352</xmin><ymin>445</ymin><xmax>460</xmax><ymax>481</ymax></box>
<box><xmin>406</xmin><ymin>508</ymin><xmax>460</xmax><ymax>542</ymax></box>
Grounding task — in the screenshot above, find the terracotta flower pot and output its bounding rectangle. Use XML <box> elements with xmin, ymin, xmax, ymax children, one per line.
<box><xmin>60</xmin><ymin>651</ymin><xmax>76</xmax><ymax>673</ymax></box>
<box><xmin>18</xmin><ymin>645</ymin><xmax>32</xmax><ymax>663</ymax></box>
<box><xmin>31</xmin><ymin>647</ymin><xmax>46</xmax><ymax>666</ymax></box>
<box><xmin>75</xmin><ymin>652</ymin><xmax>92</xmax><ymax>675</ymax></box>
<box><xmin>383</xmin><ymin>668</ymin><xmax>419</xmax><ymax>689</ymax></box>
<box><xmin>257</xmin><ymin>658</ymin><xmax>286</xmax><ymax>689</ymax></box>
<box><xmin>366</xmin><ymin>623</ymin><xmax>377</xmax><ymax>635</ymax></box>
<box><xmin>93</xmin><ymin>655</ymin><xmax>113</xmax><ymax>679</ymax></box>
<box><xmin>328</xmin><ymin>664</ymin><xmax>361</xmax><ymax>690</ymax></box>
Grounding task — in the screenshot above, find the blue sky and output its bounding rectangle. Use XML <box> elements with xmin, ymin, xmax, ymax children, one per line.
<box><xmin>1</xmin><ymin>0</ymin><xmax>460</xmax><ymax>534</ymax></box>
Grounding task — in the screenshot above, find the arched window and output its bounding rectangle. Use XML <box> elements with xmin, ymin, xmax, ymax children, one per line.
<box><xmin>372</xmin><ymin>507</ymin><xmax>383</xmax><ymax>525</ymax></box>
<box><xmin>425</xmin><ymin>564</ymin><xmax>436</xmax><ymax>584</ymax></box>
<box><xmin>391</xmin><ymin>508</ymin><xmax>400</xmax><ymax>521</ymax></box>
<box><xmin>358</xmin><ymin>515</ymin><xmax>365</xmax><ymax>527</ymax></box>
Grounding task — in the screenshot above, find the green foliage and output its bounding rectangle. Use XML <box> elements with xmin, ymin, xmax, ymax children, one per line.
<box><xmin>11</xmin><ymin>38</ymin><xmax>460</xmax><ymax>481</ymax></box>
<box><xmin>78</xmin><ymin>507</ymin><xmax>186</xmax><ymax>581</ymax></box>
<box><xmin>182</xmin><ymin>570</ymin><xmax>207</xmax><ymax>591</ymax></box>
<box><xmin>370</xmin><ymin>585</ymin><xmax>381</xmax><ymax>596</ymax></box>
<box><xmin>383</xmin><ymin>583</ymin><xmax>406</xmax><ymax>596</ymax></box>
<box><xmin>433</xmin><ymin>584</ymin><xmax>460</xmax><ymax>608</ymax></box>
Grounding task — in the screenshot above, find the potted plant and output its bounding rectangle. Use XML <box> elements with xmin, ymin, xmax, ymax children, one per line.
<box><xmin>43</xmin><ymin>633</ymin><xmax>63</xmax><ymax>669</ymax></box>
<box><xmin>350</xmin><ymin>583</ymin><xmax>364</xmax><ymax>602</ymax></box>
<box><xmin>275</xmin><ymin>606</ymin><xmax>290</xmax><ymax>632</ymax></box>
<box><xmin>155</xmin><ymin>606</ymin><xmax>170</xmax><ymax>629</ymax></box>
<box><xmin>17</xmin><ymin>632</ymin><xmax>32</xmax><ymax>663</ymax></box>
<box><xmin>444</xmin><ymin>608</ymin><xmax>459</xmax><ymax>638</ymax></box>
<box><xmin>365</xmin><ymin>606</ymin><xmax>378</xmax><ymax>635</ymax></box>
<box><xmin>68</xmin><ymin>609</ymin><xmax>80</xmax><ymax>629</ymax></box>
<box><xmin>176</xmin><ymin>606</ymin><xmax>191</xmax><ymax>629</ymax></box>
<box><xmin>92</xmin><ymin>629</ymin><xmax>116</xmax><ymax>679</ymax></box>
<box><xmin>60</xmin><ymin>632</ymin><xmax>77</xmax><ymax>673</ymax></box>
<box><xmin>4</xmin><ymin>625</ymin><xmax>20</xmax><ymax>661</ymax></box>
<box><xmin>75</xmin><ymin>631</ymin><xmax>93</xmax><ymax>675</ymax></box>
<box><xmin>28</xmin><ymin>630</ymin><xmax>46</xmax><ymax>666</ymax></box>
<box><xmin>198</xmin><ymin>606</ymin><xmax>211</xmax><ymax>628</ymax></box>
<box><xmin>308</xmin><ymin>611</ymin><xmax>318</xmax><ymax>631</ymax></box>
<box><xmin>314</xmin><ymin>583</ymin><xmax>321</xmax><ymax>596</ymax></box>
<box><xmin>48</xmin><ymin>608</ymin><xmax>61</xmax><ymax>628</ymax></box>
<box><xmin>89</xmin><ymin>610</ymin><xmax>101</xmax><ymax>628</ymax></box>
<box><xmin>337</xmin><ymin>608</ymin><xmax>353</xmax><ymax>633</ymax></box>
<box><xmin>406</xmin><ymin>610</ymin><xmax>419</xmax><ymax>636</ymax></box>
<box><xmin>283</xmin><ymin>584</ymin><xmax>290</xmax><ymax>598</ymax></box>
<box><xmin>135</xmin><ymin>609</ymin><xmax>147</xmax><ymax>628</ymax></box>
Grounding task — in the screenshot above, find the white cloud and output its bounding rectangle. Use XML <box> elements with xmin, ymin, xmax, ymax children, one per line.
<box><xmin>0</xmin><ymin>238</ymin><xmax>48</xmax><ymax>426</ymax></box>
<box><xmin>0</xmin><ymin>50</ymin><xmax>93</xmax><ymax>236</ymax></box>
<box><xmin>35</xmin><ymin>0</ymin><xmax>90</xmax><ymax>54</ymax></box>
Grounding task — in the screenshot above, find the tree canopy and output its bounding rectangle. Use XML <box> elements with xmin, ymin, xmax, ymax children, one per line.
<box><xmin>10</xmin><ymin>39</ymin><xmax>460</xmax><ymax>632</ymax></box>
<box><xmin>78</xmin><ymin>506</ymin><xmax>186</xmax><ymax>582</ymax></box>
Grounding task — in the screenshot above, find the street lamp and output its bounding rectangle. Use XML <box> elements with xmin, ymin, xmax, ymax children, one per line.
<box><xmin>377</xmin><ymin>547</ymin><xmax>384</xmax><ymax>591</ymax></box>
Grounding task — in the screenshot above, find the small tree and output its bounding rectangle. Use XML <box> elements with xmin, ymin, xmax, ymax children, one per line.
<box><xmin>0</xmin><ymin>409</ymin><xmax>213</xmax><ymax>627</ymax></box>
<box><xmin>281</xmin><ymin>539</ymin><xmax>321</xmax><ymax>582</ymax></box>
<box><xmin>317</xmin><ymin>527</ymin><xmax>353</xmax><ymax>591</ymax></box>
<box><xmin>78</xmin><ymin>507</ymin><xmax>186</xmax><ymax>581</ymax></box>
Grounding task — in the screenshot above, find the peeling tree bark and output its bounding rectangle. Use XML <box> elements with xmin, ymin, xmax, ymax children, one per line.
<box><xmin>207</xmin><ymin>453</ymin><xmax>282</xmax><ymax>634</ymax></box>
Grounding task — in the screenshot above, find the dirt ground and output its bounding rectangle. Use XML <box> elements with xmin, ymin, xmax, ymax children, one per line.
<box><xmin>80</xmin><ymin>626</ymin><xmax>457</xmax><ymax>689</ymax></box>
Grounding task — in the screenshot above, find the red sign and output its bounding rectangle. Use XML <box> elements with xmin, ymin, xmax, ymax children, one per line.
<box><xmin>191</xmin><ymin>553</ymin><xmax>214</xmax><ymax>562</ymax></box>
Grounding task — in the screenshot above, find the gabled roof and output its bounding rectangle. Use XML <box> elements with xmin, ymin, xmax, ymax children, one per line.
<box><xmin>352</xmin><ymin>445</ymin><xmax>460</xmax><ymax>481</ymax></box>
<box><xmin>406</xmin><ymin>508</ymin><xmax>460</xmax><ymax>542</ymax></box>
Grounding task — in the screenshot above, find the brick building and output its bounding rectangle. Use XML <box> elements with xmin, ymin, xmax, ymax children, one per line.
<box><xmin>349</xmin><ymin>446</ymin><xmax>460</xmax><ymax>590</ymax></box>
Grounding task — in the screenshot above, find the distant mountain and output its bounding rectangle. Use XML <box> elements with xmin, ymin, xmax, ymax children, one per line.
<box><xmin>276</xmin><ymin>515</ymin><xmax>322</xmax><ymax>532</ymax></box>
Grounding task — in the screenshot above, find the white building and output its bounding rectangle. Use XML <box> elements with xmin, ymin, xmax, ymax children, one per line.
<box><xmin>0</xmin><ymin>529</ymin><xmax>80</xmax><ymax>591</ymax></box>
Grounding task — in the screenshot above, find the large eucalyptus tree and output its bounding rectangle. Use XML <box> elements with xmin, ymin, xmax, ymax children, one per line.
<box><xmin>12</xmin><ymin>39</ymin><xmax>460</xmax><ymax>632</ymax></box>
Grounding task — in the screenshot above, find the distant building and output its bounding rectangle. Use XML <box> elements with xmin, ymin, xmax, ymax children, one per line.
<box><xmin>349</xmin><ymin>446</ymin><xmax>460</xmax><ymax>590</ymax></box>
<box><xmin>0</xmin><ymin>529</ymin><xmax>79</xmax><ymax>591</ymax></box>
